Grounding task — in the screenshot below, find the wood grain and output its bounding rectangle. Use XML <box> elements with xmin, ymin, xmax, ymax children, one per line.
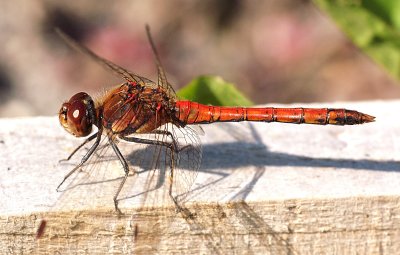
<box><xmin>1</xmin><ymin>100</ymin><xmax>399</xmax><ymax>254</ymax></box>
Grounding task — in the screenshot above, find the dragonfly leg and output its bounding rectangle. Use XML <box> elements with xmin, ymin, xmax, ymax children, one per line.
<box><xmin>167</xmin><ymin>157</ymin><xmax>195</xmax><ymax>220</ymax></box>
<box><xmin>109</xmin><ymin>136</ymin><xmax>130</xmax><ymax>215</ymax></box>
<box><xmin>118</xmin><ymin>134</ymin><xmax>179</xmax><ymax>177</ymax></box>
<box><xmin>119</xmin><ymin>131</ymin><xmax>197</xmax><ymax>217</ymax></box>
<box><xmin>152</xmin><ymin>130</ymin><xmax>195</xmax><ymax>153</ymax></box>
<box><xmin>121</xmin><ymin>130</ymin><xmax>192</xmax><ymax>153</ymax></box>
<box><xmin>119</xmin><ymin>133</ymin><xmax>192</xmax><ymax>214</ymax></box>
<box><xmin>168</xmin><ymin>150</ymin><xmax>180</xmax><ymax>210</ymax></box>
<box><xmin>59</xmin><ymin>133</ymin><xmax>98</xmax><ymax>163</ymax></box>
<box><xmin>57</xmin><ymin>131</ymin><xmax>102</xmax><ymax>191</ymax></box>
<box><xmin>118</xmin><ymin>135</ymin><xmax>177</xmax><ymax>152</ymax></box>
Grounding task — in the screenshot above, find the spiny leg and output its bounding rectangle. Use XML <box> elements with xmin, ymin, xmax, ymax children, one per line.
<box><xmin>119</xmin><ymin>132</ymin><xmax>188</xmax><ymax>213</ymax></box>
<box><xmin>168</xmin><ymin>146</ymin><xmax>179</xmax><ymax>209</ymax></box>
<box><xmin>118</xmin><ymin>134</ymin><xmax>178</xmax><ymax>152</ymax></box>
<box><xmin>59</xmin><ymin>133</ymin><xmax>97</xmax><ymax>162</ymax></box>
<box><xmin>57</xmin><ymin>131</ymin><xmax>102</xmax><ymax>191</ymax></box>
<box><xmin>167</xmin><ymin>147</ymin><xmax>195</xmax><ymax>219</ymax></box>
<box><xmin>121</xmin><ymin>130</ymin><xmax>193</xmax><ymax>152</ymax></box>
<box><xmin>151</xmin><ymin>130</ymin><xmax>198</xmax><ymax>218</ymax></box>
<box><xmin>109</xmin><ymin>136</ymin><xmax>130</xmax><ymax>215</ymax></box>
<box><xmin>153</xmin><ymin>129</ymin><xmax>195</xmax><ymax>152</ymax></box>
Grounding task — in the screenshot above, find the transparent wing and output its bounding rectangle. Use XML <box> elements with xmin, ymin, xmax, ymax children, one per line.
<box><xmin>56</xmin><ymin>124</ymin><xmax>202</xmax><ymax>211</ymax></box>
<box><xmin>169</xmin><ymin>125</ymin><xmax>202</xmax><ymax>201</ymax></box>
<box><xmin>55</xmin><ymin>27</ymin><xmax>201</xmax><ymax>211</ymax></box>
<box><xmin>55</xmin><ymin>133</ymin><xmax>126</xmax><ymax>211</ymax></box>
<box><xmin>56</xmin><ymin>27</ymin><xmax>177</xmax><ymax>103</ymax></box>
<box><xmin>116</xmin><ymin>123</ymin><xmax>202</xmax><ymax>208</ymax></box>
<box><xmin>145</xmin><ymin>25</ymin><xmax>176</xmax><ymax>102</ymax></box>
<box><xmin>56</xmin><ymin>28</ymin><xmax>154</xmax><ymax>88</ymax></box>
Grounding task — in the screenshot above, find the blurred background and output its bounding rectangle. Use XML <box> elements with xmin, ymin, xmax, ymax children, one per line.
<box><xmin>1</xmin><ymin>0</ymin><xmax>400</xmax><ymax>117</ymax></box>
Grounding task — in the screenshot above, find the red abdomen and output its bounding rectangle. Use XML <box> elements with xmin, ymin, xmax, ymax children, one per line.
<box><xmin>175</xmin><ymin>101</ymin><xmax>375</xmax><ymax>125</ymax></box>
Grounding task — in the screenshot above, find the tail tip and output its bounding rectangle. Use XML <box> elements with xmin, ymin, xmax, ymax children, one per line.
<box><xmin>361</xmin><ymin>113</ymin><xmax>375</xmax><ymax>123</ymax></box>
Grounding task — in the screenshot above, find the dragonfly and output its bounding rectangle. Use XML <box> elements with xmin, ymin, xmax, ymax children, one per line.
<box><xmin>56</xmin><ymin>25</ymin><xmax>375</xmax><ymax>215</ymax></box>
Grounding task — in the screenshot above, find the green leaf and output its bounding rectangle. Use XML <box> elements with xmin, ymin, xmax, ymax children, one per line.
<box><xmin>177</xmin><ymin>75</ymin><xmax>253</xmax><ymax>106</ymax></box>
<box><xmin>313</xmin><ymin>0</ymin><xmax>400</xmax><ymax>81</ymax></box>
<box><xmin>362</xmin><ymin>0</ymin><xmax>400</xmax><ymax>29</ymax></box>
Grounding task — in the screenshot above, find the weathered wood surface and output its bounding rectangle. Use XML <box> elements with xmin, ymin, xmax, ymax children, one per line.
<box><xmin>1</xmin><ymin>100</ymin><xmax>400</xmax><ymax>254</ymax></box>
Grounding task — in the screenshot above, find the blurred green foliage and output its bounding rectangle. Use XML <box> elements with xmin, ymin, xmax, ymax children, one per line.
<box><xmin>314</xmin><ymin>0</ymin><xmax>400</xmax><ymax>80</ymax></box>
<box><xmin>177</xmin><ymin>75</ymin><xmax>253</xmax><ymax>106</ymax></box>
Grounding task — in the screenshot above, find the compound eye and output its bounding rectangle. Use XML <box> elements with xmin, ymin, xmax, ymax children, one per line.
<box><xmin>59</xmin><ymin>92</ymin><xmax>94</xmax><ymax>137</ymax></box>
<box><xmin>68</xmin><ymin>100</ymin><xmax>86</xmax><ymax>123</ymax></box>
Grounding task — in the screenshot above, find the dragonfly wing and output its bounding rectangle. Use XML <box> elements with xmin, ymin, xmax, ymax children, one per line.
<box><xmin>167</xmin><ymin>124</ymin><xmax>202</xmax><ymax>201</ymax></box>
<box><xmin>56</xmin><ymin>28</ymin><xmax>152</xmax><ymax>87</ymax></box>
<box><xmin>145</xmin><ymin>25</ymin><xmax>176</xmax><ymax>101</ymax></box>
<box><xmin>190</xmin><ymin>125</ymin><xmax>205</xmax><ymax>136</ymax></box>
<box><xmin>56</xmin><ymin>133</ymin><xmax>125</xmax><ymax>210</ymax></box>
<box><xmin>116</xmin><ymin>122</ymin><xmax>202</xmax><ymax>207</ymax></box>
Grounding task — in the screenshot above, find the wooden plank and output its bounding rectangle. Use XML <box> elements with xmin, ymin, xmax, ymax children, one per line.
<box><xmin>1</xmin><ymin>100</ymin><xmax>400</xmax><ymax>254</ymax></box>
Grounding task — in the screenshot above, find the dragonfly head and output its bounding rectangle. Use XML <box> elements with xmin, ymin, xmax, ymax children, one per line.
<box><xmin>59</xmin><ymin>92</ymin><xmax>96</xmax><ymax>137</ymax></box>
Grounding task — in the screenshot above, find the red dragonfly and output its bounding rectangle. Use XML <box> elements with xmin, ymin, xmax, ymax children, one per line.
<box><xmin>56</xmin><ymin>26</ymin><xmax>375</xmax><ymax>214</ymax></box>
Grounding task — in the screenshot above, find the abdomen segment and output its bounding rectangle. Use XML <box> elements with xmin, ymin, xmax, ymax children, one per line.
<box><xmin>175</xmin><ymin>101</ymin><xmax>375</xmax><ymax>125</ymax></box>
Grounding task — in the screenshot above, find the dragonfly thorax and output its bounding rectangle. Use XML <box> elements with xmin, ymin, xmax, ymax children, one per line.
<box><xmin>59</xmin><ymin>92</ymin><xmax>97</xmax><ymax>137</ymax></box>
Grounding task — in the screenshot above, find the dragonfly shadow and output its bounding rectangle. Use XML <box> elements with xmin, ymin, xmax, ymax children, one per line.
<box><xmin>118</xmin><ymin>122</ymin><xmax>400</xmax><ymax>204</ymax></box>
<box><xmin>200</xmin><ymin>141</ymin><xmax>400</xmax><ymax>173</ymax></box>
<box><xmin>200</xmin><ymin>121</ymin><xmax>399</xmax><ymax>173</ymax></box>
<box><xmin>192</xmin><ymin>141</ymin><xmax>400</xmax><ymax>202</ymax></box>
<box><xmin>188</xmin><ymin>122</ymin><xmax>399</xmax><ymax>202</ymax></box>
<box><xmin>174</xmin><ymin>125</ymin><xmax>400</xmax><ymax>253</ymax></box>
